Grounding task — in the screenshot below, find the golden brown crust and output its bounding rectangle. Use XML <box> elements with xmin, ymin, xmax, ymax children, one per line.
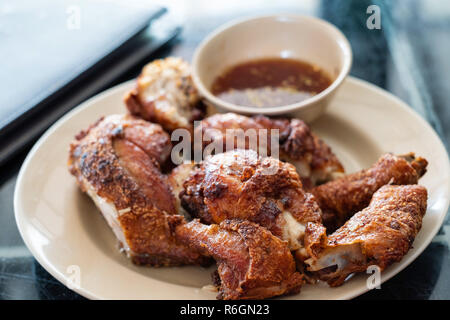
<box><xmin>68</xmin><ymin>114</ymin><xmax>209</xmax><ymax>267</ymax></box>
<box><xmin>167</xmin><ymin>162</ymin><xmax>199</xmax><ymax>216</ymax></box>
<box><xmin>303</xmin><ymin>222</ymin><xmax>328</xmax><ymax>259</ymax></box>
<box><xmin>69</xmin><ymin>115</ymin><xmax>172</xmax><ymax>209</ymax></box>
<box><xmin>180</xmin><ymin>150</ymin><xmax>322</xmax><ymax>243</ymax></box>
<box><xmin>175</xmin><ymin>219</ymin><xmax>303</xmax><ymax>300</ymax></box>
<box><xmin>305</xmin><ymin>184</ymin><xmax>428</xmax><ymax>286</ymax></box>
<box><xmin>197</xmin><ymin>113</ymin><xmax>288</xmax><ymax>158</ymax></box>
<box><xmin>311</xmin><ymin>153</ymin><xmax>428</xmax><ymax>232</ymax></box>
<box><xmin>197</xmin><ymin>113</ymin><xmax>344</xmax><ymax>184</ymax></box>
<box><xmin>124</xmin><ymin>57</ymin><xmax>206</xmax><ymax>133</ymax></box>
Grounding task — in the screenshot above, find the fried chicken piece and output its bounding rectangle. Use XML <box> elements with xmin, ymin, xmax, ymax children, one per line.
<box><xmin>197</xmin><ymin>113</ymin><xmax>344</xmax><ymax>186</ymax></box>
<box><xmin>124</xmin><ymin>57</ymin><xmax>206</xmax><ymax>133</ymax></box>
<box><xmin>180</xmin><ymin>149</ymin><xmax>322</xmax><ymax>252</ymax></box>
<box><xmin>311</xmin><ymin>153</ymin><xmax>428</xmax><ymax>232</ymax></box>
<box><xmin>175</xmin><ymin>219</ymin><xmax>303</xmax><ymax>300</ymax></box>
<box><xmin>304</xmin><ymin>184</ymin><xmax>427</xmax><ymax>287</ymax></box>
<box><xmin>68</xmin><ymin>114</ymin><xmax>209</xmax><ymax>267</ymax></box>
<box><xmin>168</xmin><ymin>162</ymin><xmax>199</xmax><ymax>217</ymax></box>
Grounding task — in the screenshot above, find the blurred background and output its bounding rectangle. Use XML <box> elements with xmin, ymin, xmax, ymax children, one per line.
<box><xmin>0</xmin><ymin>0</ymin><xmax>449</xmax><ymax>299</ymax></box>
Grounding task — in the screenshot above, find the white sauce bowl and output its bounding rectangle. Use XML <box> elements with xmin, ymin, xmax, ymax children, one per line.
<box><xmin>192</xmin><ymin>14</ymin><xmax>352</xmax><ymax>122</ymax></box>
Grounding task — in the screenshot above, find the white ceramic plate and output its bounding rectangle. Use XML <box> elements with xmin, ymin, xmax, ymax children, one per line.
<box><xmin>14</xmin><ymin>77</ymin><xmax>450</xmax><ymax>300</ymax></box>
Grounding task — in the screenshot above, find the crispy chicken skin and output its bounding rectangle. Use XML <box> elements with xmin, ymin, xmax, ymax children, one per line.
<box><xmin>312</xmin><ymin>153</ymin><xmax>428</xmax><ymax>232</ymax></box>
<box><xmin>197</xmin><ymin>113</ymin><xmax>344</xmax><ymax>186</ymax></box>
<box><xmin>304</xmin><ymin>184</ymin><xmax>427</xmax><ymax>287</ymax></box>
<box><xmin>180</xmin><ymin>149</ymin><xmax>322</xmax><ymax>251</ymax></box>
<box><xmin>124</xmin><ymin>57</ymin><xmax>206</xmax><ymax>133</ymax></box>
<box><xmin>68</xmin><ymin>114</ymin><xmax>209</xmax><ymax>267</ymax></box>
<box><xmin>175</xmin><ymin>219</ymin><xmax>303</xmax><ymax>300</ymax></box>
<box><xmin>168</xmin><ymin>162</ymin><xmax>198</xmax><ymax>217</ymax></box>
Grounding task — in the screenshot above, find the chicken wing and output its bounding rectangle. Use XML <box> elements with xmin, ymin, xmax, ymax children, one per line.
<box><xmin>124</xmin><ymin>57</ymin><xmax>206</xmax><ymax>133</ymax></box>
<box><xmin>68</xmin><ymin>114</ymin><xmax>209</xmax><ymax>267</ymax></box>
<box><xmin>180</xmin><ymin>149</ymin><xmax>322</xmax><ymax>252</ymax></box>
<box><xmin>175</xmin><ymin>219</ymin><xmax>303</xmax><ymax>300</ymax></box>
<box><xmin>304</xmin><ymin>184</ymin><xmax>427</xmax><ymax>287</ymax></box>
<box><xmin>311</xmin><ymin>153</ymin><xmax>428</xmax><ymax>232</ymax></box>
<box><xmin>197</xmin><ymin>112</ymin><xmax>344</xmax><ymax>186</ymax></box>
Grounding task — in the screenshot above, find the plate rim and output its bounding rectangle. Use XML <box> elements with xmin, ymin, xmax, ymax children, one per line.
<box><xmin>14</xmin><ymin>76</ymin><xmax>450</xmax><ymax>300</ymax></box>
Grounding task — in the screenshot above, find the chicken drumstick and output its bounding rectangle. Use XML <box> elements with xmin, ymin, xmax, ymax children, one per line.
<box><xmin>311</xmin><ymin>153</ymin><xmax>428</xmax><ymax>232</ymax></box>
<box><xmin>304</xmin><ymin>184</ymin><xmax>427</xmax><ymax>287</ymax></box>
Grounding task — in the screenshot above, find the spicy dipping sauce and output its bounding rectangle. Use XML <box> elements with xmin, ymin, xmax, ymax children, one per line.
<box><xmin>211</xmin><ymin>58</ymin><xmax>332</xmax><ymax>108</ymax></box>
